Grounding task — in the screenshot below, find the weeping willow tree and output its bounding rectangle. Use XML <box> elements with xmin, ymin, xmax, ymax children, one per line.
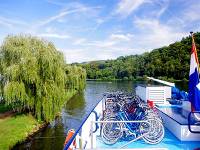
<box><xmin>0</xmin><ymin>35</ymin><xmax>86</xmax><ymax>121</ymax></box>
<box><xmin>65</xmin><ymin>65</ymin><xmax>86</xmax><ymax>91</ymax></box>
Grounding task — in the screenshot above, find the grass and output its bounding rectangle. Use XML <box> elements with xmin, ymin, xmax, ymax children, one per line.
<box><xmin>0</xmin><ymin>114</ymin><xmax>40</xmax><ymax>150</ymax></box>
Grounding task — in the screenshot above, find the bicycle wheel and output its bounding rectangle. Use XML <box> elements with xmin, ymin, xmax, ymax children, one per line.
<box><xmin>139</xmin><ymin>118</ymin><xmax>165</xmax><ymax>144</ymax></box>
<box><xmin>145</xmin><ymin>113</ymin><xmax>163</xmax><ymax>123</ymax></box>
<box><xmin>101</xmin><ymin>120</ymin><xmax>123</xmax><ymax>145</ymax></box>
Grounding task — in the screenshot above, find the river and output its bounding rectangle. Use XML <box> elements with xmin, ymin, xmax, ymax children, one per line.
<box><xmin>13</xmin><ymin>80</ymin><xmax>188</xmax><ymax>150</ymax></box>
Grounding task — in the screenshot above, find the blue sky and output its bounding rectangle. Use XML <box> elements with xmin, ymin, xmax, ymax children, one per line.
<box><xmin>0</xmin><ymin>0</ymin><xmax>200</xmax><ymax>63</ymax></box>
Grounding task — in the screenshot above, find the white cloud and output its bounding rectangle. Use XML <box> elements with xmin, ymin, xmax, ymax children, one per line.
<box><xmin>45</xmin><ymin>26</ymin><xmax>56</xmax><ymax>33</ymax></box>
<box><xmin>36</xmin><ymin>2</ymin><xmax>101</xmax><ymax>28</ymax></box>
<box><xmin>115</xmin><ymin>0</ymin><xmax>150</xmax><ymax>17</ymax></box>
<box><xmin>133</xmin><ymin>18</ymin><xmax>187</xmax><ymax>50</ymax></box>
<box><xmin>62</xmin><ymin>48</ymin><xmax>93</xmax><ymax>63</ymax></box>
<box><xmin>182</xmin><ymin>2</ymin><xmax>200</xmax><ymax>23</ymax></box>
<box><xmin>86</xmin><ymin>33</ymin><xmax>134</xmax><ymax>49</ymax></box>
<box><xmin>37</xmin><ymin>33</ymin><xmax>70</xmax><ymax>39</ymax></box>
<box><xmin>0</xmin><ymin>16</ymin><xmax>27</xmax><ymax>28</ymax></box>
<box><xmin>60</xmin><ymin>19</ymin><xmax>189</xmax><ymax>63</ymax></box>
<box><xmin>96</xmin><ymin>18</ymin><xmax>105</xmax><ymax>24</ymax></box>
<box><xmin>37</xmin><ymin>8</ymin><xmax>87</xmax><ymax>27</ymax></box>
<box><xmin>60</xmin><ymin>33</ymin><xmax>138</xmax><ymax>63</ymax></box>
<box><xmin>153</xmin><ymin>0</ymin><xmax>169</xmax><ymax>18</ymax></box>
<box><xmin>0</xmin><ymin>20</ymin><xmax>12</xmax><ymax>28</ymax></box>
<box><xmin>61</xmin><ymin>47</ymin><xmax>139</xmax><ymax>63</ymax></box>
<box><xmin>87</xmin><ymin>40</ymin><xmax>116</xmax><ymax>48</ymax></box>
<box><xmin>73</xmin><ymin>38</ymin><xmax>87</xmax><ymax>45</ymax></box>
<box><xmin>45</xmin><ymin>0</ymin><xmax>67</xmax><ymax>6</ymax></box>
<box><xmin>110</xmin><ymin>33</ymin><xmax>133</xmax><ymax>41</ymax></box>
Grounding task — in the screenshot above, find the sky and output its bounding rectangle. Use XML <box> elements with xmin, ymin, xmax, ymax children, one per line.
<box><xmin>0</xmin><ymin>0</ymin><xmax>200</xmax><ymax>63</ymax></box>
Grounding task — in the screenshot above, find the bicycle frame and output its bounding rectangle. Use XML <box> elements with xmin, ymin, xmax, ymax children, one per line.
<box><xmin>117</xmin><ymin>108</ymin><xmax>145</xmax><ymax>134</ymax></box>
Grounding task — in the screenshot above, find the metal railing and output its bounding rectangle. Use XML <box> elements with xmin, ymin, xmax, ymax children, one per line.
<box><xmin>89</xmin><ymin>120</ymin><xmax>151</xmax><ymax>149</ymax></box>
<box><xmin>188</xmin><ymin>111</ymin><xmax>200</xmax><ymax>133</ymax></box>
<box><xmin>63</xmin><ymin>98</ymin><xmax>104</xmax><ymax>150</ymax></box>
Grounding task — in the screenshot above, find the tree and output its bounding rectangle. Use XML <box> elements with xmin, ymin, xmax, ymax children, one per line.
<box><xmin>0</xmin><ymin>35</ymin><xmax>86</xmax><ymax>121</ymax></box>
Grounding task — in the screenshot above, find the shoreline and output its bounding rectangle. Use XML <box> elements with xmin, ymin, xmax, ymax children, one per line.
<box><xmin>86</xmin><ymin>78</ymin><xmax>187</xmax><ymax>82</ymax></box>
<box><xmin>11</xmin><ymin>121</ymin><xmax>49</xmax><ymax>149</ymax></box>
<box><xmin>0</xmin><ymin>114</ymin><xmax>42</xmax><ymax>150</ymax></box>
<box><xmin>11</xmin><ymin>90</ymin><xmax>78</xmax><ymax>149</ymax></box>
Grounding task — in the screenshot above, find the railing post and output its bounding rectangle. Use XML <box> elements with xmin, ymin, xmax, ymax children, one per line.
<box><xmin>90</xmin><ymin>121</ymin><xmax>93</xmax><ymax>149</ymax></box>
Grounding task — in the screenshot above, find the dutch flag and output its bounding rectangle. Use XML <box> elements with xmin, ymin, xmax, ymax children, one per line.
<box><xmin>189</xmin><ymin>33</ymin><xmax>200</xmax><ymax>111</ymax></box>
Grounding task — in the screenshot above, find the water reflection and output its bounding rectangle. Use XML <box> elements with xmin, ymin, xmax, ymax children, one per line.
<box><xmin>63</xmin><ymin>92</ymin><xmax>86</xmax><ymax>116</ymax></box>
<box><xmin>62</xmin><ymin>92</ymin><xmax>86</xmax><ymax>134</ymax></box>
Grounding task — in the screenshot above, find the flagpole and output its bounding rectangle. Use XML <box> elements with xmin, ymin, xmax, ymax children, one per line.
<box><xmin>190</xmin><ymin>31</ymin><xmax>199</xmax><ymax>73</ymax></box>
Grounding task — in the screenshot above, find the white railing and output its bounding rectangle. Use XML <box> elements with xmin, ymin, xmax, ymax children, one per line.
<box><xmin>147</xmin><ymin>77</ymin><xmax>175</xmax><ymax>87</ymax></box>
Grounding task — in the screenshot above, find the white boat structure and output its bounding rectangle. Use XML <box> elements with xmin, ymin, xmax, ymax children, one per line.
<box><xmin>63</xmin><ymin>77</ymin><xmax>200</xmax><ymax>150</ymax></box>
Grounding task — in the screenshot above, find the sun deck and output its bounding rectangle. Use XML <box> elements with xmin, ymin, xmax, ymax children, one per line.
<box><xmin>157</xmin><ymin>105</ymin><xmax>190</xmax><ymax>125</ymax></box>
<box><xmin>157</xmin><ymin>105</ymin><xmax>200</xmax><ymax>141</ymax></box>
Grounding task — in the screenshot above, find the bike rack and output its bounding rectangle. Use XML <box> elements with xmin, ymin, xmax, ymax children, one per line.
<box><xmin>90</xmin><ymin>120</ymin><xmax>151</xmax><ymax>149</ymax></box>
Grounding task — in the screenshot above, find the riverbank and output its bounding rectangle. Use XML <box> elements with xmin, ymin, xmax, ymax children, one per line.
<box><xmin>86</xmin><ymin>77</ymin><xmax>147</xmax><ymax>81</ymax></box>
<box><xmin>86</xmin><ymin>77</ymin><xmax>186</xmax><ymax>82</ymax></box>
<box><xmin>0</xmin><ymin>114</ymin><xmax>43</xmax><ymax>150</ymax></box>
<box><xmin>0</xmin><ymin>89</ymin><xmax>79</xmax><ymax>150</ymax></box>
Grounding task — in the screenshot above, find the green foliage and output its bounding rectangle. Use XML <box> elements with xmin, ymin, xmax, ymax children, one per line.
<box><xmin>81</xmin><ymin>32</ymin><xmax>200</xmax><ymax>81</ymax></box>
<box><xmin>65</xmin><ymin>65</ymin><xmax>86</xmax><ymax>91</ymax></box>
<box><xmin>0</xmin><ymin>103</ymin><xmax>12</xmax><ymax>113</ymax></box>
<box><xmin>0</xmin><ymin>35</ymin><xmax>86</xmax><ymax>121</ymax></box>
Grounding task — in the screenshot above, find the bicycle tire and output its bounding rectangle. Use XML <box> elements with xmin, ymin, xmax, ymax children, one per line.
<box><xmin>101</xmin><ymin>120</ymin><xmax>123</xmax><ymax>145</ymax></box>
<box><xmin>139</xmin><ymin>118</ymin><xmax>165</xmax><ymax>144</ymax></box>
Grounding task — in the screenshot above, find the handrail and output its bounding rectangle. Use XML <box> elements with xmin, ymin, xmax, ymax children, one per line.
<box><xmin>147</xmin><ymin>77</ymin><xmax>175</xmax><ymax>87</ymax></box>
<box><xmin>63</xmin><ymin>97</ymin><xmax>104</xmax><ymax>150</ymax></box>
<box><xmin>188</xmin><ymin>111</ymin><xmax>200</xmax><ymax>133</ymax></box>
<box><xmin>91</xmin><ymin>120</ymin><xmax>151</xmax><ymax>149</ymax></box>
<box><xmin>92</xmin><ymin>120</ymin><xmax>149</xmax><ymax>123</ymax></box>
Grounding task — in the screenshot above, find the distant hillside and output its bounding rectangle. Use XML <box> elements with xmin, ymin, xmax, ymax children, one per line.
<box><xmin>80</xmin><ymin>60</ymin><xmax>106</xmax><ymax>64</ymax></box>
<box><xmin>80</xmin><ymin>32</ymin><xmax>200</xmax><ymax>81</ymax></box>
